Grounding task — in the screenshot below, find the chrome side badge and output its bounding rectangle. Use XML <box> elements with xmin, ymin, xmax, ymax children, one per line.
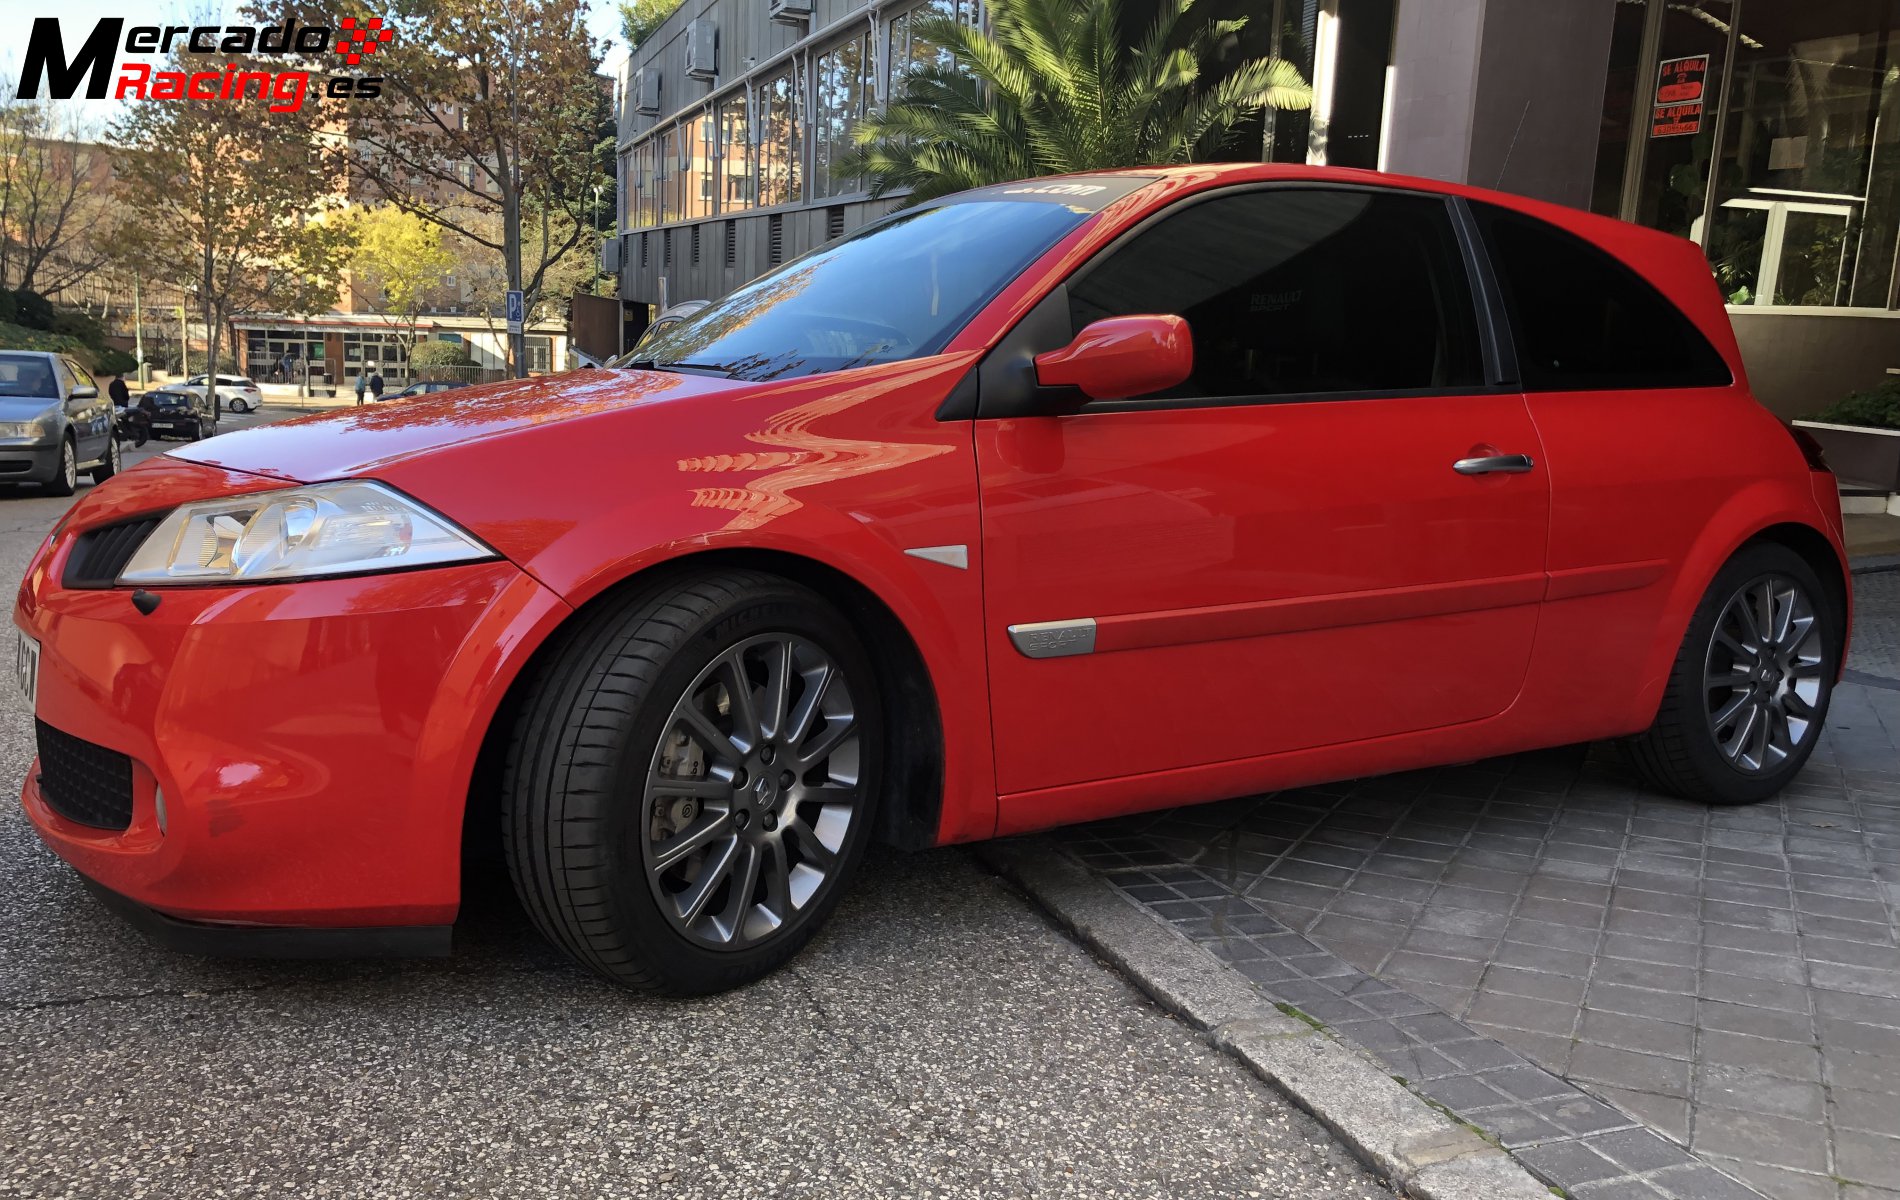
<box><xmin>1007</xmin><ymin>618</ymin><xmax>1096</xmax><ymax>659</ymax></box>
<box><xmin>904</xmin><ymin>545</ymin><xmax>969</xmax><ymax>570</ymax></box>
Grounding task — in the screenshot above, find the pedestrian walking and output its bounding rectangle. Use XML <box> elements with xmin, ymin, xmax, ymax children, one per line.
<box><xmin>368</xmin><ymin>370</ymin><xmax>384</xmax><ymax>401</ymax></box>
<box><xmin>353</xmin><ymin>372</ymin><xmax>368</xmax><ymax>405</ymax></box>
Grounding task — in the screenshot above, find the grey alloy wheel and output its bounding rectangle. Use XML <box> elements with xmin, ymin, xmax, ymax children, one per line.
<box><xmin>1702</xmin><ymin>573</ymin><xmax>1825</xmax><ymax>773</ymax></box>
<box><xmin>642</xmin><ymin>632</ymin><xmax>862</xmax><ymax>950</ymax></box>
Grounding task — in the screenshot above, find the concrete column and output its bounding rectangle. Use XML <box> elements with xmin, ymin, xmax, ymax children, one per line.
<box><xmin>1380</xmin><ymin>0</ymin><xmax>1617</xmax><ymax>209</ymax></box>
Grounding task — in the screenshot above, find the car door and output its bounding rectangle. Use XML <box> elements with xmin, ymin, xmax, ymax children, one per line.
<box><xmin>60</xmin><ymin>359</ymin><xmax>106</xmax><ymax>462</ymax></box>
<box><xmin>976</xmin><ymin>186</ymin><xmax>1551</xmax><ymax>796</ymax></box>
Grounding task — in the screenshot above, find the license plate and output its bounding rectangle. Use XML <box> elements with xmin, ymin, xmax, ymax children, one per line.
<box><xmin>16</xmin><ymin>630</ymin><xmax>38</xmax><ymax>709</ymax></box>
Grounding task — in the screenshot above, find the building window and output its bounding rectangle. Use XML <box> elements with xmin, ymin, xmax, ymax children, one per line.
<box><xmin>1598</xmin><ymin>0</ymin><xmax>1900</xmax><ymax>311</ymax></box>
<box><xmin>888</xmin><ymin>0</ymin><xmax>980</xmax><ymax>95</ymax></box>
<box><xmin>814</xmin><ymin>32</ymin><xmax>875</xmax><ymax>200</ymax></box>
<box><xmin>679</xmin><ymin>112</ymin><xmax>714</xmax><ymax>220</ymax></box>
<box><xmin>757</xmin><ymin>70</ymin><xmax>802</xmax><ymax>207</ymax></box>
<box><xmin>630</xmin><ymin>139</ymin><xmax>658</xmax><ymax>229</ymax></box>
<box><xmin>657</xmin><ymin>127</ymin><xmax>685</xmax><ymax>224</ymax></box>
<box><xmin>524</xmin><ymin>335</ymin><xmax>553</xmax><ymax>373</ymax></box>
<box><xmin>717</xmin><ymin>91</ymin><xmax>752</xmax><ymax>211</ymax></box>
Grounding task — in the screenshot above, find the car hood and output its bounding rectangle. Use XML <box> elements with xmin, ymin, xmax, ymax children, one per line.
<box><xmin>0</xmin><ymin>396</ymin><xmax>60</xmax><ymax>419</ymax></box>
<box><xmin>167</xmin><ymin>369</ymin><xmax>758</xmax><ymax>482</ymax></box>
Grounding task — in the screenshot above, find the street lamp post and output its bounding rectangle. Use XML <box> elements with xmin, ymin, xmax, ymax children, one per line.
<box><xmin>132</xmin><ymin>270</ymin><xmax>147</xmax><ymax>386</ymax></box>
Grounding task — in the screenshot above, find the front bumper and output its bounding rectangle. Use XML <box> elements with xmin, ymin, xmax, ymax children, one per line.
<box><xmin>17</xmin><ymin>469</ymin><xmax>571</xmax><ymax>936</ymax></box>
<box><xmin>0</xmin><ymin>440</ymin><xmax>64</xmax><ymax>484</ymax></box>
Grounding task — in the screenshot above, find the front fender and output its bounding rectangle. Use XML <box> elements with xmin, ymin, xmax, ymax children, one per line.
<box><xmin>374</xmin><ymin>353</ymin><xmax>997</xmax><ymax>850</ymax></box>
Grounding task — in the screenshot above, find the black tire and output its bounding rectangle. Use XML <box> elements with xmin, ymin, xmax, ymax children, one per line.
<box><xmin>501</xmin><ymin>569</ymin><xmax>884</xmax><ymax>994</ymax></box>
<box><xmin>1622</xmin><ymin>542</ymin><xmax>1840</xmax><ymax>805</ymax></box>
<box><xmin>43</xmin><ymin>437</ymin><xmax>76</xmax><ymax>497</ymax></box>
<box><xmin>89</xmin><ymin>435</ymin><xmax>121</xmax><ymax>484</ymax></box>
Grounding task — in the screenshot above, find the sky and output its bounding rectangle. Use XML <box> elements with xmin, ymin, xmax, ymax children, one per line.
<box><xmin>0</xmin><ymin>1</ymin><xmax>630</xmax><ymax>131</ymax></box>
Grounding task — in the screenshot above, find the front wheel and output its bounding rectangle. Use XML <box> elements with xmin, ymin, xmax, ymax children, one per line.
<box><xmin>44</xmin><ymin>437</ymin><xmax>76</xmax><ymax>497</ymax></box>
<box><xmin>502</xmin><ymin>570</ymin><xmax>883</xmax><ymax>994</ymax></box>
<box><xmin>1623</xmin><ymin>543</ymin><xmax>1839</xmax><ymax>805</ymax></box>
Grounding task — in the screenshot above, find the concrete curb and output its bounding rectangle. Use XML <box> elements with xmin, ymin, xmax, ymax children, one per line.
<box><xmin>980</xmin><ymin>839</ymin><xmax>1554</xmax><ymax>1200</ymax></box>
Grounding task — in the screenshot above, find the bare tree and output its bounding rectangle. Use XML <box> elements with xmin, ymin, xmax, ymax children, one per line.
<box><xmin>0</xmin><ymin>82</ymin><xmax>116</xmax><ymax>296</ymax></box>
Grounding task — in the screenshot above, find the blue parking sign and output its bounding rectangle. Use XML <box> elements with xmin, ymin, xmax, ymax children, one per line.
<box><xmin>505</xmin><ymin>289</ymin><xmax>525</xmax><ymax>334</ymax></box>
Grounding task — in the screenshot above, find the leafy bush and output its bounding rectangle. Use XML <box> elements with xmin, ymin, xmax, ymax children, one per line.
<box><xmin>93</xmin><ymin>348</ymin><xmax>139</xmax><ymax>376</ymax></box>
<box><xmin>0</xmin><ymin>320</ymin><xmax>93</xmax><ymax>358</ymax></box>
<box><xmin>0</xmin><ymin>292</ymin><xmax>15</xmax><ymax>324</ymax></box>
<box><xmin>1810</xmin><ymin>379</ymin><xmax>1900</xmax><ymax>431</ymax></box>
<box><xmin>409</xmin><ymin>338</ymin><xmax>477</xmax><ymax>367</ymax></box>
<box><xmin>49</xmin><ymin>307</ymin><xmax>105</xmax><ymax>344</ymax></box>
<box><xmin>10</xmin><ymin>290</ymin><xmax>54</xmax><ymax>330</ymax></box>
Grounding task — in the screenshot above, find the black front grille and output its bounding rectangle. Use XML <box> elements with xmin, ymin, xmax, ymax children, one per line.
<box><xmin>61</xmin><ymin>515</ymin><xmax>161</xmax><ymax>589</ymax></box>
<box><xmin>36</xmin><ymin>720</ymin><xmax>134</xmax><ymax>830</ymax></box>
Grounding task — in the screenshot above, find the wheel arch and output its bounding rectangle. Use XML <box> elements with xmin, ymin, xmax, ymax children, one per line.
<box><xmin>1746</xmin><ymin>520</ymin><xmax>1852</xmax><ymax>671</ymax></box>
<box><xmin>1629</xmin><ymin>501</ymin><xmax>1852</xmax><ymax>735</ymax></box>
<box><xmin>463</xmin><ymin>547</ymin><xmax>948</xmax><ymax>887</ymax></box>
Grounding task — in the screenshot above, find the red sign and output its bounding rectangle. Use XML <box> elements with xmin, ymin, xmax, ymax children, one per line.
<box><xmin>1651</xmin><ymin>55</ymin><xmax>1708</xmax><ymax>138</ymax></box>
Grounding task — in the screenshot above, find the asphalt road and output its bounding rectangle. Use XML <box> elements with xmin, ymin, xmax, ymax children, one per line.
<box><xmin>0</xmin><ymin>409</ymin><xmax>1385</xmax><ymax>1200</ymax></box>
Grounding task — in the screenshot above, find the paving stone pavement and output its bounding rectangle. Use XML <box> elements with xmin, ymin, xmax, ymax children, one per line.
<box><xmin>1055</xmin><ymin>568</ymin><xmax>1900</xmax><ymax>1200</ymax></box>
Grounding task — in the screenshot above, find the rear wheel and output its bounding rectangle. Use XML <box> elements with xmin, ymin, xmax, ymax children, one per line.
<box><xmin>501</xmin><ymin>570</ymin><xmax>882</xmax><ymax>994</ymax></box>
<box><xmin>1623</xmin><ymin>542</ymin><xmax>1838</xmax><ymax>804</ymax></box>
<box><xmin>89</xmin><ymin>435</ymin><xmax>120</xmax><ymax>484</ymax></box>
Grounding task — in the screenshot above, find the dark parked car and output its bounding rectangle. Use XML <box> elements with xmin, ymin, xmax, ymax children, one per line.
<box><xmin>0</xmin><ymin>351</ymin><xmax>120</xmax><ymax>495</ymax></box>
<box><xmin>383</xmin><ymin>380</ymin><xmax>471</xmax><ymax>401</ymax></box>
<box><xmin>142</xmin><ymin>388</ymin><xmax>219</xmax><ymax>441</ymax></box>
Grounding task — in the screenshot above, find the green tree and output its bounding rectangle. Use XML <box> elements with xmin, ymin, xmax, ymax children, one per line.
<box><xmin>839</xmin><ymin>0</ymin><xmax>1311</xmax><ymax>203</ymax></box>
<box><xmin>619</xmin><ymin>0</ymin><xmax>683</xmax><ymax>46</ymax></box>
<box><xmin>109</xmin><ymin>48</ymin><xmax>343</xmax><ymax>396</ymax></box>
<box><xmin>348</xmin><ymin>205</ymin><xmax>457</xmax><ymax>355</ymax></box>
<box><xmin>283</xmin><ymin>0</ymin><xmax>612</xmax><ymax>377</ymax></box>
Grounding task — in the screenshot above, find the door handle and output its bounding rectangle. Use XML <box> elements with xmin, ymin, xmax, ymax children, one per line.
<box><xmin>1453</xmin><ymin>453</ymin><xmax>1535</xmax><ymax>476</ymax></box>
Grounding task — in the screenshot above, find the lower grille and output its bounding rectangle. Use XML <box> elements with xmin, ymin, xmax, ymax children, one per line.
<box><xmin>36</xmin><ymin>720</ymin><xmax>135</xmax><ymax>831</ymax></box>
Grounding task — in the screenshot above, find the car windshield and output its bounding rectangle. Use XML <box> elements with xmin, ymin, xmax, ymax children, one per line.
<box><xmin>632</xmin><ymin>182</ymin><xmax>1146</xmax><ymax>381</ymax></box>
<box><xmin>0</xmin><ymin>354</ymin><xmax>58</xmax><ymax>399</ymax></box>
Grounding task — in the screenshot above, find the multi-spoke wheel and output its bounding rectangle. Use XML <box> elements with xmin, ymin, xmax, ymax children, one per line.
<box><xmin>1625</xmin><ymin>542</ymin><xmax>1839</xmax><ymax>804</ymax></box>
<box><xmin>44</xmin><ymin>437</ymin><xmax>76</xmax><ymax>497</ymax></box>
<box><xmin>501</xmin><ymin>570</ymin><xmax>882</xmax><ymax>994</ymax></box>
<box><xmin>645</xmin><ymin>634</ymin><xmax>862</xmax><ymax>950</ymax></box>
<box><xmin>91</xmin><ymin>434</ymin><xmax>121</xmax><ymax>485</ymax></box>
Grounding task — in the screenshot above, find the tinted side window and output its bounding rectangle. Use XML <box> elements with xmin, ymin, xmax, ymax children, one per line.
<box><xmin>1066</xmin><ymin>188</ymin><xmax>1485</xmax><ymax>400</ymax></box>
<box><xmin>65</xmin><ymin>360</ymin><xmax>96</xmax><ymax>393</ymax></box>
<box><xmin>1473</xmin><ymin>203</ymin><xmax>1731</xmax><ymax>391</ymax></box>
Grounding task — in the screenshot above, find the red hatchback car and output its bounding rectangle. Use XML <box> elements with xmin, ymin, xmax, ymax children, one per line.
<box><xmin>16</xmin><ymin>165</ymin><xmax>1849</xmax><ymax>994</ymax></box>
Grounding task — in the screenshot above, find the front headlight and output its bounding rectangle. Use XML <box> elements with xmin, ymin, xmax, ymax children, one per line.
<box><xmin>117</xmin><ymin>480</ymin><xmax>494</xmax><ymax>586</ymax></box>
<box><xmin>0</xmin><ymin>419</ymin><xmax>54</xmax><ymax>439</ymax></box>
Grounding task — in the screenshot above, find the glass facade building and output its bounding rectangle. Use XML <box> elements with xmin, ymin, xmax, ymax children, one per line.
<box><xmin>614</xmin><ymin>0</ymin><xmax>1900</xmax><ymax>416</ymax></box>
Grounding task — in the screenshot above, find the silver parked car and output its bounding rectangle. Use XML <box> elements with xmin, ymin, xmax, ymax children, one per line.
<box><xmin>0</xmin><ymin>352</ymin><xmax>119</xmax><ymax>496</ymax></box>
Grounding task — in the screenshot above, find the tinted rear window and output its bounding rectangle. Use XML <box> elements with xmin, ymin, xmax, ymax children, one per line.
<box><xmin>1473</xmin><ymin>203</ymin><xmax>1730</xmax><ymax>392</ymax></box>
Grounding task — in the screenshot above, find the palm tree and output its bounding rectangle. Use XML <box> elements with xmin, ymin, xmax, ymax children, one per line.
<box><xmin>836</xmin><ymin>0</ymin><xmax>1312</xmax><ymax>204</ymax></box>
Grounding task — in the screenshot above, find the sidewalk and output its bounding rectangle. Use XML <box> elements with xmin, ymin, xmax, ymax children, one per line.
<box><xmin>997</xmin><ymin>569</ymin><xmax>1900</xmax><ymax>1200</ymax></box>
